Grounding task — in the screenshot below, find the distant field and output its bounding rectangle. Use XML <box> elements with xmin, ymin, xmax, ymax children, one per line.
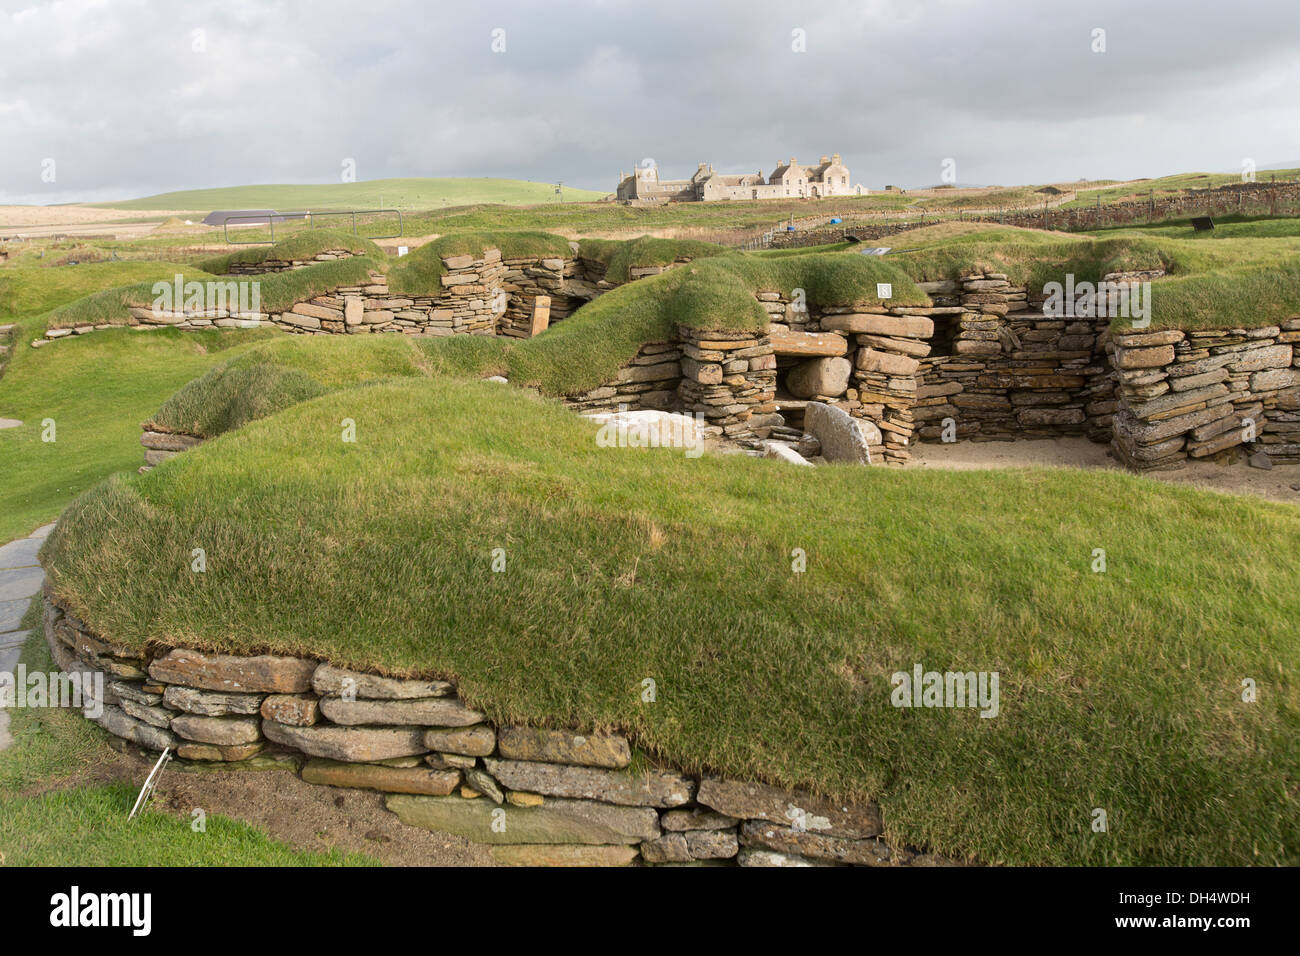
<box><xmin>1062</xmin><ymin>169</ymin><xmax>1300</xmax><ymax>207</ymax></box>
<box><xmin>92</xmin><ymin>177</ymin><xmax>610</xmax><ymax>213</ymax></box>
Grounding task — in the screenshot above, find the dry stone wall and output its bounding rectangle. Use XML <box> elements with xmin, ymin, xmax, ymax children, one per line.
<box><xmin>677</xmin><ymin>326</ymin><xmax>780</xmax><ymax>441</ymax></box>
<box><xmin>41</xmin><ymin>588</ymin><xmax>946</xmax><ymax>867</ymax></box>
<box><xmin>38</xmin><ymin>245</ymin><xmax>675</xmax><ymax>347</ymax></box>
<box><xmin>910</xmin><ymin>274</ymin><xmax>1115</xmax><ymax>447</ymax></box>
<box><xmin>563</xmin><ymin>342</ymin><xmax>684</xmax><ymax>414</ymax></box>
<box><xmin>139</xmin><ymin>429</ymin><xmax>203</xmax><ymax>472</ymax></box>
<box><xmin>223</xmin><ymin>249</ymin><xmax>360</xmax><ymax>276</ymax></box>
<box><xmin>1110</xmin><ymin>321</ymin><xmax>1300</xmax><ymax>468</ymax></box>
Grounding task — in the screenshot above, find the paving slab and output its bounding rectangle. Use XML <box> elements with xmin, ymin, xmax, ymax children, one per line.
<box><xmin>0</xmin><ymin>535</ymin><xmax>42</xmax><ymax>570</ymax></box>
<box><xmin>0</xmin><ymin>638</ymin><xmax>23</xmax><ymax>670</ymax></box>
<box><xmin>0</xmin><ymin>566</ymin><xmax>44</xmax><ymax>602</ymax></box>
<box><xmin>0</xmin><ymin>525</ymin><xmax>48</xmax><ymax>754</ymax></box>
<box><xmin>0</xmin><ymin>598</ymin><xmax>29</xmax><ymax>634</ymax></box>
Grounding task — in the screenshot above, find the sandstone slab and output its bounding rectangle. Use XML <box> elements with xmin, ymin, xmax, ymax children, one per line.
<box><xmin>661</xmin><ymin>807</ymin><xmax>739</xmax><ymax>832</ymax></box>
<box><xmin>425</xmin><ymin>725</ymin><xmax>496</xmax><ymax>756</ymax></box>
<box><xmin>149</xmin><ymin>649</ymin><xmax>316</xmax><ymax>694</ymax></box>
<box><xmin>312</xmin><ymin>662</ymin><xmax>453</xmax><ymax>700</ymax></box>
<box><xmin>387</xmin><ymin>794</ymin><xmax>660</xmax><ymax>845</ymax></box>
<box><xmin>496</xmin><ymin>727</ymin><xmax>630</xmax><ymax>768</ymax></box>
<box><xmin>740</xmin><ymin>820</ymin><xmax>892</xmax><ymax>865</ymax></box>
<box><xmin>95</xmin><ymin>704</ymin><xmax>177</xmax><ymax>751</ymax></box>
<box><xmin>263</xmin><ymin>720</ymin><xmax>427</xmax><ymax>761</ymax></box>
<box><xmin>804</xmin><ymin>402</ymin><xmax>878</xmax><ymax>465</ymax></box>
<box><xmin>822</xmin><ymin>313</ymin><xmax>934</xmax><ymax>338</ymax></box>
<box><xmin>696</xmin><ymin>777</ymin><xmax>881</xmax><ymax>839</ymax></box>
<box><xmin>163</xmin><ymin>685</ymin><xmax>264</xmax><ymax>716</ymax></box>
<box><xmin>489</xmin><ymin>844</ymin><xmax>638</xmax><ymax>867</ymax></box>
<box><xmin>768</xmin><ymin>330</ymin><xmax>848</xmax><ymax>357</ymax></box>
<box><xmin>856</xmin><ymin>348</ymin><xmax>919</xmax><ymax>377</ymax></box>
<box><xmin>320</xmin><ymin>696</ymin><xmax>484</xmax><ymax>727</ymax></box>
<box><xmin>640</xmin><ymin>833</ymin><xmax>691</xmax><ymax>863</ymax></box>
<box><xmin>170</xmin><ymin>714</ymin><xmax>262</xmax><ymax>746</ymax></box>
<box><xmin>482</xmin><ymin>758</ymin><xmax>693</xmax><ymax>807</ymax></box>
<box><xmin>302</xmin><ymin>758</ymin><xmax>461</xmax><ymax>795</ymax></box>
<box><xmin>686</xmin><ymin>828</ymin><xmax>740</xmax><ymax>859</ymax></box>
<box><xmin>1229</xmin><ymin>344</ymin><xmax>1291</xmax><ymax>372</ymax></box>
<box><xmin>177</xmin><ymin>742</ymin><xmax>264</xmax><ymax>762</ymax></box>
<box><xmin>1115</xmin><ymin>344</ymin><xmax>1174</xmax><ymax>369</ymax></box>
<box><xmin>261</xmin><ymin>693</ymin><xmax>320</xmax><ymax>726</ymax></box>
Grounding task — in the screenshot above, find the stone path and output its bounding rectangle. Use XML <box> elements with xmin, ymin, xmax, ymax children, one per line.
<box><xmin>0</xmin><ymin>522</ymin><xmax>55</xmax><ymax>751</ymax></box>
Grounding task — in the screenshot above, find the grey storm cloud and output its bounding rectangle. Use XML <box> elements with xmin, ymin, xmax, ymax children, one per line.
<box><xmin>2</xmin><ymin>0</ymin><xmax>1299</xmax><ymax>203</ymax></box>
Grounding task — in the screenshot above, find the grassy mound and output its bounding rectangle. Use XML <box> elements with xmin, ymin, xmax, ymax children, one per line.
<box><xmin>197</xmin><ymin>229</ymin><xmax>386</xmax><ymax>275</ymax></box>
<box><xmin>0</xmin><ymin>260</ymin><xmax>208</xmax><ymax>329</ymax></box>
<box><xmin>883</xmin><ymin>221</ymin><xmax>1300</xmax><ymax>329</ymax></box>
<box><xmin>385</xmin><ymin>231</ymin><xmax>574</xmax><ymax>294</ymax></box>
<box><xmin>577</xmin><ymin>236</ymin><xmax>728</xmax><ymax>282</ymax></box>
<box><xmin>40</xmin><ymin>377</ymin><xmax>1300</xmax><ymax>866</ymax></box>
<box><xmin>139</xmin><ymin>248</ymin><xmax>926</xmax><ymax>435</ymax></box>
<box><xmin>44</xmin><ymin>257</ymin><xmax>380</xmax><ymax>330</ymax></box>
<box><xmin>147</xmin><ymin>336</ymin><xmax>428</xmax><ymax>437</ymax></box>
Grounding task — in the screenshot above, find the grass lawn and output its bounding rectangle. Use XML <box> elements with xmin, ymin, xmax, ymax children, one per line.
<box><xmin>0</xmin><ymin>324</ymin><xmax>276</xmax><ymax>542</ymax></box>
<box><xmin>38</xmin><ymin>376</ymin><xmax>1300</xmax><ymax>867</ymax></box>
<box><xmin>878</xmin><ymin>221</ymin><xmax>1300</xmax><ymax>329</ymax></box>
<box><xmin>0</xmin><ymin>615</ymin><xmax>374</xmax><ymax>866</ymax></box>
<box><xmin>89</xmin><ymin>177</ymin><xmax>609</xmax><ymax>214</ymax></box>
<box><xmin>0</xmin><ymin>260</ymin><xmax>209</xmax><ymax>326</ymax></box>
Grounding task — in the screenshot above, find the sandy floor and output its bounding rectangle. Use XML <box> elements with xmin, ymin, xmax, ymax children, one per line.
<box><xmin>909</xmin><ymin>437</ymin><xmax>1300</xmax><ymax>504</ymax></box>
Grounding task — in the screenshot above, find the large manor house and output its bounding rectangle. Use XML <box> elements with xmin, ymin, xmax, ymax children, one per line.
<box><xmin>616</xmin><ymin>154</ymin><xmax>862</xmax><ymax>202</ymax></box>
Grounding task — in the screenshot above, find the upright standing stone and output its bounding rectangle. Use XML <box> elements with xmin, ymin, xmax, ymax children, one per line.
<box><xmin>529</xmin><ymin>296</ymin><xmax>551</xmax><ymax>337</ymax></box>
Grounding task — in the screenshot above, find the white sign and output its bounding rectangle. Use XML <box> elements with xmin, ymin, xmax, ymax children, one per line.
<box><xmin>397</xmin><ymin>246</ymin><xmax>409</xmax><ymax>257</ymax></box>
<box><xmin>876</xmin><ymin>282</ymin><xmax>893</xmax><ymax>299</ymax></box>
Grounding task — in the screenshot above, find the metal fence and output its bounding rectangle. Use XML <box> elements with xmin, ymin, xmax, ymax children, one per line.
<box><xmin>222</xmin><ymin>209</ymin><xmax>404</xmax><ymax>245</ymax></box>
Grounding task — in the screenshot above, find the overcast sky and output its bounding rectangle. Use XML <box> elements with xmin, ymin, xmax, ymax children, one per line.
<box><xmin>3</xmin><ymin>0</ymin><xmax>1299</xmax><ymax>204</ymax></box>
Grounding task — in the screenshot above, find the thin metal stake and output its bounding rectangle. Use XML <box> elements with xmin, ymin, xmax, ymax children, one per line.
<box><xmin>129</xmin><ymin>747</ymin><xmax>172</xmax><ymax>820</ymax></box>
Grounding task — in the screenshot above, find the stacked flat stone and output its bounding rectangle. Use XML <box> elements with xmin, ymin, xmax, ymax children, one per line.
<box><xmin>1111</xmin><ymin>320</ymin><xmax>1300</xmax><ymax>469</ymax></box>
<box><xmin>224</xmin><ymin>250</ymin><xmax>358</xmax><ymax>276</ymax></box>
<box><xmin>756</xmin><ymin>290</ymin><xmax>815</xmax><ymax>333</ymax></box>
<box><xmin>497</xmin><ymin>257</ymin><xmax>569</xmax><ymax>338</ymax></box>
<box><xmin>565</xmin><ymin>342</ymin><xmax>683</xmax><ymax>413</ymax></box>
<box><xmin>138</xmin><ymin>429</ymin><xmax>203</xmax><ymax>472</ymax></box>
<box><xmin>41</xmin><ymin>589</ymin><xmax>941</xmax><ymax>867</ymax></box>
<box><xmin>816</xmin><ymin>309</ymin><xmax>932</xmax><ymax>464</ymax></box>
<box><xmin>121</xmin><ymin>306</ymin><xmax>268</xmax><ymax>332</ymax></box>
<box><xmin>676</xmin><ymin>326</ymin><xmax>779</xmax><ymax>441</ymax></box>
<box><xmin>909</xmin><ymin>275</ymin><xmax>1113</xmax><ymax>447</ymax></box>
<box><xmin>40</xmin><ymin>247</ymin><xmax>709</xmax><ymax>348</ymax></box>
